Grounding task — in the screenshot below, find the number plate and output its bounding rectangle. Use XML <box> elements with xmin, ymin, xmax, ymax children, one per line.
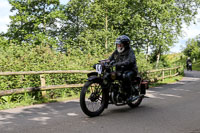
<box><xmin>96</xmin><ymin>64</ymin><xmax>102</xmax><ymax>74</ymax></box>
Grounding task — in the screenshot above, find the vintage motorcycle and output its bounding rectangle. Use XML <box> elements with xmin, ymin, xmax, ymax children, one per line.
<box><xmin>80</xmin><ymin>60</ymin><xmax>148</xmax><ymax>117</ymax></box>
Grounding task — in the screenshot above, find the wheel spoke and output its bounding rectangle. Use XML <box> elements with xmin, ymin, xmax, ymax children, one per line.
<box><xmin>85</xmin><ymin>82</ymin><xmax>103</xmax><ymax>112</ymax></box>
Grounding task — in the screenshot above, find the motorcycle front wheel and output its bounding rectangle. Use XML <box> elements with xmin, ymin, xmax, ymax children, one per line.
<box><xmin>80</xmin><ymin>81</ymin><xmax>106</xmax><ymax>117</ymax></box>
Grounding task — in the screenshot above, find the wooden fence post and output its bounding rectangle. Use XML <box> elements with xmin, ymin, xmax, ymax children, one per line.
<box><xmin>175</xmin><ymin>67</ymin><xmax>177</xmax><ymax>75</ymax></box>
<box><xmin>40</xmin><ymin>74</ymin><xmax>46</xmax><ymax>97</ymax></box>
<box><xmin>146</xmin><ymin>71</ymin><xmax>149</xmax><ymax>79</ymax></box>
<box><xmin>162</xmin><ymin>69</ymin><xmax>165</xmax><ymax>81</ymax></box>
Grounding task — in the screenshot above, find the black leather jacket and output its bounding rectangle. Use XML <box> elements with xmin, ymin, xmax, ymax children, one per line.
<box><xmin>109</xmin><ymin>46</ymin><xmax>138</xmax><ymax>73</ymax></box>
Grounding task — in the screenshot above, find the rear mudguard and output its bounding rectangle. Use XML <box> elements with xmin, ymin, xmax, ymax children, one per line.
<box><xmin>140</xmin><ymin>80</ymin><xmax>149</xmax><ymax>94</ymax></box>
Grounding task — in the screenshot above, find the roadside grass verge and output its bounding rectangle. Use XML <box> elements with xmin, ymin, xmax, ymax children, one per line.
<box><xmin>192</xmin><ymin>61</ymin><xmax>200</xmax><ymax>71</ymax></box>
<box><xmin>150</xmin><ymin>75</ymin><xmax>183</xmax><ymax>88</ymax></box>
<box><xmin>0</xmin><ymin>90</ymin><xmax>80</xmax><ymax>110</ymax></box>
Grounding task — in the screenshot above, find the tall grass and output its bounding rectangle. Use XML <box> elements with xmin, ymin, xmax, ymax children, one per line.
<box><xmin>192</xmin><ymin>61</ymin><xmax>200</xmax><ymax>71</ymax></box>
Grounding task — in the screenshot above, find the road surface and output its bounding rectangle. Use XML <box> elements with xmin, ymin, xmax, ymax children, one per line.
<box><xmin>0</xmin><ymin>70</ymin><xmax>200</xmax><ymax>133</ymax></box>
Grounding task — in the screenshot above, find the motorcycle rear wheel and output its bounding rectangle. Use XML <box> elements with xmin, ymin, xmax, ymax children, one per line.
<box><xmin>80</xmin><ymin>81</ymin><xmax>106</xmax><ymax>117</ymax></box>
<box><xmin>127</xmin><ymin>84</ymin><xmax>144</xmax><ymax>108</ymax></box>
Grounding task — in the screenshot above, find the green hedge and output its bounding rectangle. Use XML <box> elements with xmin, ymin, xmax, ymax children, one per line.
<box><xmin>0</xmin><ymin>44</ymin><xmax>154</xmax><ymax>108</ymax></box>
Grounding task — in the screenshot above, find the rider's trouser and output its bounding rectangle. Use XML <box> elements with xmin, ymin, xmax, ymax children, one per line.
<box><xmin>122</xmin><ymin>71</ymin><xmax>137</xmax><ymax>94</ymax></box>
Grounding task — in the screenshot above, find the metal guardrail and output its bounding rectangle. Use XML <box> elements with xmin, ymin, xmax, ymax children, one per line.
<box><xmin>0</xmin><ymin>66</ymin><xmax>181</xmax><ymax>96</ymax></box>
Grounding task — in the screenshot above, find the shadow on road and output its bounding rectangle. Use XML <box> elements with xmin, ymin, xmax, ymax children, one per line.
<box><xmin>1</xmin><ymin>70</ymin><xmax>200</xmax><ymax>132</ymax></box>
<box><xmin>0</xmin><ymin>99</ymin><xmax>158</xmax><ymax>133</ymax></box>
<box><xmin>0</xmin><ymin>101</ymin><xmax>80</xmax><ymax>131</ymax></box>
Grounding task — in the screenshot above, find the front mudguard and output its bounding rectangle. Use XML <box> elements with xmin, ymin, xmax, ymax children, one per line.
<box><xmin>87</xmin><ymin>72</ymin><xmax>101</xmax><ymax>82</ymax></box>
<box><xmin>87</xmin><ymin>72</ymin><xmax>98</xmax><ymax>77</ymax></box>
<box><xmin>87</xmin><ymin>75</ymin><xmax>103</xmax><ymax>83</ymax></box>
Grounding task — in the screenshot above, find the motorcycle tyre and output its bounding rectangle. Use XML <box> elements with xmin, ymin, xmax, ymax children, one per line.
<box><xmin>80</xmin><ymin>81</ymin><xmax>106</xmax><ymax>117</ymax></box>
<box><xmin>128</xmin><ymin>84</ymin><xmax>144</xmax><ymax>108</ymax></box>
<box><xmin>127</xmin><ymin>96</ymin><xmax>143</xmax><ymax>108</ymax></box>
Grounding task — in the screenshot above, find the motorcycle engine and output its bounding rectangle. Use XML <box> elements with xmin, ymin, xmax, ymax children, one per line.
<box><xmin>110</xmin><ymin>83</ymin><xmax>126</xmax><ymax>105</ymax></box>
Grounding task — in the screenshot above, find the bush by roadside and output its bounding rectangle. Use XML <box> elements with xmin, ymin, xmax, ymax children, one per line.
<box><xmin>0</xmin><ymin>45</ymin><xmax>181</xmax><ymax>110</ymax></box>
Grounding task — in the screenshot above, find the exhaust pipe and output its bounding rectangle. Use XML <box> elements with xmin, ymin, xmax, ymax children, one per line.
<box><xmin>127</xmin><ymin>95</ymin><xmax>144</xmax><ymax>103</ymax></box>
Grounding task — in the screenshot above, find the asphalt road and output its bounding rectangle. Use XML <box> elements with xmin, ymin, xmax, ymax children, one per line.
<box><xmin>0</xmin><ymin>70</ymin><xmax>200</xmax><ymax>133</ymax></box>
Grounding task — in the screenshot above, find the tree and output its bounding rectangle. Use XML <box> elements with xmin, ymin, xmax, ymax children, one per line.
<box><xmin>4</xmin><ymin>0</ymin><xmax>200</xmax><ymax>61</ymax></box>
<box><xmin>57</xmin><ymin>0</ymin><xmax>90</xmax><ymax>53</ymax></box>
<box><xmin>6</xmin><ymin>0</ymin><xmax>60</xmax><ymax>46</ymax></box>
<box><xmin>183</xmin><ymin>36</ymin><xmax>200</xmax><ymax>60</ymax></box>
<box><xmin>137</xmin><ymin>0</ymin><xmax>200</xmax><ymax>68</ymax></box>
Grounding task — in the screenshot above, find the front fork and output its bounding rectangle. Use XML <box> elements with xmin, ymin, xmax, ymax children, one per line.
<box><xmin>101</xmin><ymin>81</ymin><xmax>110</xmax><ymax>109</ymax></box>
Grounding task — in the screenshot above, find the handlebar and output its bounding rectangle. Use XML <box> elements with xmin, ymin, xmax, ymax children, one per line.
<box><xmin>93</xmin><ymin>59</ymin><xmax>118</xmax><ymax>71</ymax></box>
<box><xmin>109</xmin><ymin>60</ymin><xmax>115</xmax><ymax>66</ymax></box>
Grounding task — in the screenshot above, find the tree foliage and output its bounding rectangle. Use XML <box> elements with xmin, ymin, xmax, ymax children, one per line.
<box><xmin>183</xmin><ymin>35</ymin><xmax>200</xmax><ymax>60</ymax></box>
<box><xmin>2</xmin><ymin>0</ymin><xmax>200</xmax><ymax>63</ymax></box>
<box><xmin>6</xmin><ymin>0</ymin><xmax>60</xmax><ymax>46</ymax></box>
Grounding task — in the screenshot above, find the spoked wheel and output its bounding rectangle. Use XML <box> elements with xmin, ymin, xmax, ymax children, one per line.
<box><xmin>80</xmin><ymin>81</ymin><xmax>106</xmax><ymax>117</ymax></box>
<box><xmin>127</xmin><ymin>83</ymin><xmax>144</xmax><ymax>108</ymax></box>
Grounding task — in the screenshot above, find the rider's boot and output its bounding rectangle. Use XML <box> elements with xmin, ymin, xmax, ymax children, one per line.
<box><xmin>126</xmin><ymin>84</ymin><xmax>138</xmax><ymax>103</ymax></box>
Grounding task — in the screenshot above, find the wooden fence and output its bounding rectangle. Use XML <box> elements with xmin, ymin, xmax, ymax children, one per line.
<box><xmin>0</xmin><ymin>66</ymin><xmax>181</xmax><ymax>97</ymax></box>
<box><xmin>146</xmin><ymin>66</ymin><xmax>181</xmax><ymax>82</ymax></box>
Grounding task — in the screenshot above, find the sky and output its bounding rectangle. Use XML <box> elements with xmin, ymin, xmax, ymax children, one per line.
<box><xmin>0</xmin><ymin>0</ymin><xmax>200</xmax><ymax>53</ymax></box>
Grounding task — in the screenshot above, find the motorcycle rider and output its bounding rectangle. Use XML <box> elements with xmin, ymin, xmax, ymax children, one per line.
<box><xmin>186</xmin><ymin>57</ymin><xmax>192</xmax><ymax>71</ymax></box>
<box><xmin>108</xmin><ymin>35</ymin><xmax>138</xmax><ymax>102</ymax></box>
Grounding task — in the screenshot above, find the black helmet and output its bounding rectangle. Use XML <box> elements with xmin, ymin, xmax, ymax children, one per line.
<box><xmin>115</xmin><ymin>35</ymin><xmax>130</xmax><ymax>47</ymax></box>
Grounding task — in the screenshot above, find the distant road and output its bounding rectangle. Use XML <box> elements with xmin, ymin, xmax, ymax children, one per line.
<box><xmin>0</xmin><ymin>70</ymin><xmax>200</xmax><ymax>133</ymax></box>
